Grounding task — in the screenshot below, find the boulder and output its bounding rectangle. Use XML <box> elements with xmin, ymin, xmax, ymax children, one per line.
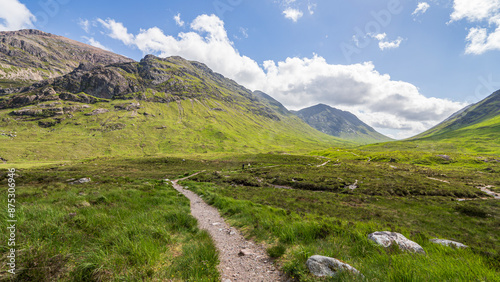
<box><xmin>430</xmin><ymin>239</ymin><xmax>467</xmax><ymax>249</ymax></box>
<box><xmin>306</xmin><ymin>255</ymin><xmax>363</xmax><ymax>277</ymax></box>
<box><xmin>368</xmin><ymin>231</ymin><xmax>425</xmax><ymax>253</ymax></box>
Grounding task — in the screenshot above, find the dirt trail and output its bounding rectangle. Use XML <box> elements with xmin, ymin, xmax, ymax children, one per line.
<box><xmin>172</xmin><ymin>173</ymin><xmax>285</xmax><ymax>282</ymax></box>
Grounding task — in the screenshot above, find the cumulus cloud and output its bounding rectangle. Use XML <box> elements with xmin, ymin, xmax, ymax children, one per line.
<box><xmin>369</xmin><ymin>33</ymin><xmax>404</xmax><ymax>50</ymax></box>
<box><xmin>82</xmin><ymin>36</ymin><xmax>112</xmax><ymax>51</ymax></box>
<box><xmin>450</xmin><ymin>0</ymin><xmax>500</xmax><ymax>22</ymax></box>
<box><xmin>450</xmin><ymin>0</ymin><xmax>500</xmax><ymax>54</ymax></box>
<box><xmin>412</xmin><ymin>2</ymin><xmax>430</xmax><ymax>18</ymax></box>
<box><xmin>283</xmin><ymin>8</ymin><xmax>303</xmax><ymax>22</ymax></box>
<box><xmin>0</xmin><ymin>0</ymin><xmax>35</xmax><ymax>31</ymax></box>
<box><xmin>98</xmin><ymin>18</ymin><xmax>135</xmax><ymax>45</ymax></box>
<box><xmin>98</xmin><ymin>14</ymin><xmax>465</xmax><ymax>139</ymax></box>
<box><xmin>174</xmin><ymin>13</ymin><xmax>184</xmax><ymax>27</ymax></box>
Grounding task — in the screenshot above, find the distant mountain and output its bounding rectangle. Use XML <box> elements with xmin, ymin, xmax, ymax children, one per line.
<box><xmin>0</xmin><ymin>41</ymin><xmax>350</xmax><ymax>161</ymax></box>
<box><xmin>363</xmin><ymin>90</ymin><xmax>500</xmax><ymax>154</ymax></box>
<box><xmin>293</xmin><ymin>104</ymin><xmax>392</xmax><ymax>144</ymax></box>
<box><xmin>405</xmin><ymin>90</ymin><xmax>500</xmax><ymax>153</ymax></box>
<box><xmin>415</xmin><ymin>90</ymin><xmax>500</xmax><ymax>139</ymax></box>
<box><xmin>0</xmin><ymin>29</ymin><xmax>133</xmax><ymax>88</ymax></box>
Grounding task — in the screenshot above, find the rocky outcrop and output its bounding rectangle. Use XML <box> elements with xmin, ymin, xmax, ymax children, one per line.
<box><xmin>0</xmin><ymin>29</ymin><xmax>133</xmax><ymax>84</ymax></box>
<box><xmin>368</xmin><ymin>231</ymin><xmax>425</xmax><ymax>253</ymax></box>
<box><xmin>306</xmin><ymin>255</ymin><xmax>363</xmax><ymax>277</ymax></box>
<box><xmin>430</xmin><ymin>239</ymin><xmax>468</xmax><ymax>249</ymax></box>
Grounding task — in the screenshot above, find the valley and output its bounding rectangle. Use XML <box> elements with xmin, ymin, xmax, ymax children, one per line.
<box><xmin>0</xmin><ymin>29</ymin><xmax>499</xmax><ymax>281</ymax></box>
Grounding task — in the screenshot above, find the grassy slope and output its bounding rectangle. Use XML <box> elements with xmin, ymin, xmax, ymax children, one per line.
<box><xmin>1</xmin><ymin>55</ymin><xmax>352</xmax><ymax>162</ymax></box>
<box><xmin>0</xmin><ymin>98</ymin><xmax>350</xmax><ymax>162</ymax></box>
<box><xmin>0</xmin><ymin>161</ymin><xmax>219</xmax><ymax>281</ymax></box>
<box><xmin>365</xmin><ymin>91</ymin><xmax>500</xmax><ymax>155</ymax></box>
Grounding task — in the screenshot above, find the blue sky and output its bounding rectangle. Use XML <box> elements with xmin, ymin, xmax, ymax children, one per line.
<box><xmin>1</xmin><ymin>0</ymin><xmax>499</xmax><ymax>138</ymax></box>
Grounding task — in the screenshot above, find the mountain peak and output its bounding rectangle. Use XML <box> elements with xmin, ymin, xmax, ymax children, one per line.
<box><xmin>295</xmin><ymin>104</ymin><xmax>392</xmax><ymax>144</ymax></box>
<box><xmin>0</xmin><ymin>30</ymin><xmax>133</xmax><ymax>89</ymax></box>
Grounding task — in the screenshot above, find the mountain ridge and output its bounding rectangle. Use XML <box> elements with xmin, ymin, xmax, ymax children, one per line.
<box><xmin>0</xmin><ymin>29</ymin><xmax>133</xmax><ymax>88</ymax></box>
<box><xmin>293</xmin><ymin>103</ymin><xmax>392</xmax><ymax>144</ymax></box>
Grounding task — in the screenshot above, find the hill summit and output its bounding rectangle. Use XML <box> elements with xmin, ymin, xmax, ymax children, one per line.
<box><xmin>293</xmin><ymin>104</ymin><xmax>392</xmax><ymax>144</ymax></box>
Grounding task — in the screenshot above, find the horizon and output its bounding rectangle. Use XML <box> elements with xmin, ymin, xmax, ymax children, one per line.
<box><xmin>1</xmin><ymin>0</ymin><xmax>499</xmax><ymax>139</ymax></box>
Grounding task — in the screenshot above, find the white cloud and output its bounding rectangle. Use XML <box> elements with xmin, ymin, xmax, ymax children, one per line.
<box><xmin>450</xmin><ymin>0</ymin><xmax>500</xmax><ymax>22</ymax></box>
<box><xmin>450</xmin><ymin>0</ymin><xmax>500</xmax><ymax>54</ymax></box>
<box><xmin>412</xmin><ymin>2</ymin><xmax>430</xmax><ymax>18</ymax></box>
<box><xmin>369</xmin><ymin>33</ymin><xmax>404</xmax><ymax>50</ymax></box>
<box><xmin>82</xmin><ymin>36</ymin><xmax>112</xmax><ymax>52</ymax></box>
<box><xmin>98</xmin><ymin>14</ymin><xmax>465</xmax><ymax>139</ymax></box>
<box><xmin>97</xmin><ymin>18</ymin><xmax>135</xmax><ymax>45</ymax></box>
<box><xmin>465</xmin><ymin>23</ymin><xmax>500</xmax><ymax>54</ymax></box>
<box><xmin>283</xmin><ymin>8</ymin><xmax>303</xmax><ymax>22</ymax></box>
<box><xmin>0</xmin><ymin>0</ymin><xmax>35</xmax><ymax>31</ymax></box>
<box><xmin>79</xmin><ymin>19</ymin><xmax>90</xmax><ymax>33</ymax></box>
<box><xmin>239</xmin><ymin>27</ymin><xmax>248</xmax><ymax>39</ymax></box>
<box><xmin>308</xmin><ymin>2</ymin><xmax>317</xmax><ymax>15</ymax></box>
<box><xmin>174</xmin><ymin>13</ymin><xmax>184</xmax><ymax>27</ymax></box>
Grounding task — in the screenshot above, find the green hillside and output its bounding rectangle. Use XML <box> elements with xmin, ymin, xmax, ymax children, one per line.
<box><xmin>0</xmin><ymin>55</ymin><xmax>349</xmax><ymax>163</ymax></box>
<box><xmin>363</xmin><ymin>90</ymin><xmax>500</xmax><ymax>154</ymax></box>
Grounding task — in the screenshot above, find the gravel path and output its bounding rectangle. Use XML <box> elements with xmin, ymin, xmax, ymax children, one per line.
<box><xmin>172</xmin><ymin>173</ymin><xmax>286</xmax><ymax>282</ymax></box>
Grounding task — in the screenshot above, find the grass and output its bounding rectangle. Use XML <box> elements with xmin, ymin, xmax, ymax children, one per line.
<box><xmin>0</xmin><ymin>152</ymin><xmax>498</xmax><ymax>281</ymax></box>
<box><xmin>0</xmin><ymin>165</ymin><xmax>219</xmax><ymax>281</ymax></box>
<box><xmin>183</xmin><ymin>180</ymin><xmax>499</xmax><ymax>281</ymax></box>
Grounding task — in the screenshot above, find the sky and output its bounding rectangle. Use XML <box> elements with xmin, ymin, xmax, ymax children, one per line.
<box><xmin>1</xmin><ymin>0</ymin><xmax>500</xmax><ymax>139</ymax></box>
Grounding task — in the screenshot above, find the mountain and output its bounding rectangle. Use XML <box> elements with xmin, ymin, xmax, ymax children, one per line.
<box><xmin>0</xmin><ymin>29</ymin><xmax>133</xmax><ymax>88</ymax></box>
<box><xmin>415</xmin><ymin>90</ymin><xmax>500</xmax><ymax>139</ymax></box>
<box><xmin>293</xmin><ymin>104</ymin><xmax>392</xmax><ymax>144</ymax></box>
<box><xmin>253</xmin><ymin>90</ymin><xmax>290</xmax><ymax>116</ymax></box>
<box><xmin>405</xmin><ymin>89</ymin><xmax>500</xmax><ymax>153</ymax></box>
<box><xmin>0</xmin><ymin>43</ymin><xmax>350</xmax><ymax>161</ymax></box>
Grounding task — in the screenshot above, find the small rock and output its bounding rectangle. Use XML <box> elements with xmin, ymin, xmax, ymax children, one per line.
<box><xmin>306</xmin><ymin>255</ymin><xmax>363</xmax><ymax>277</ymax></box>
<box><xmin>79</xmin><ymin>201</ymin><xmax>91</xmax><ymax>208</ymax></box>
<box><xmin>368</xmin><ymin>231</ymin><xmax>425</xmax><ymax>253</ymax></box>
<box><xmin>345</xmin><ymin>180</ymin><xmax>358</xmax><ymax>190</ymax></box>
<box><xmin>84</xmin><ymin>108</ymin><xmax>109</xmax><ymax>116</ymax></box>
<box><xmin>238</xmin><ymin>249</ymin><xmax>253</xmax><ymax>256</ymax></box>
<box><xmin>211</xmin><ymin>222</ymin><xmax>221</xmax><ymax>226</ymax></box>
<box><xmin>70</xmin><ymin>178</ymin><xmax>91</xmax><ymax>185</ymax></box>
<box><xmin>430</xmin><ymin>239</ymin><xmax>468</xmax><ymax>249</ymax></box>
<box><xmin>437</xmin><ymin>155</ymin><xmax>451</xmax><ymax>161</ymax></box>
<box><xmin>68</xmin><ymin>212</ymin><xmax>77</xmax><ymax>217</ymax></box>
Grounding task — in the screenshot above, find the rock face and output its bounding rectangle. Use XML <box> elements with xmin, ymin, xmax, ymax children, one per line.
<box><xmin>306</xmin><ymin>255</ymin><xmax>363</xmax><ymax>277</ymax></box>
<box><xmin>430</xmin><ymin>239</ymin><xmax>468</xmax><ymax>249</ymax></box>
<box><xmin>368</xmin><ymin>231</ymin><xmax>425</xmax><ymax>253</ymax></box>
<box><xmin>0</xmin><ymin>29</ymin><xmax>133</xmax><ymax>86</ymax></box>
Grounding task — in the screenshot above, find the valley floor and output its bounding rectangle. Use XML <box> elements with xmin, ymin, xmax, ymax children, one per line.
<box><xmin>0</xmin><ymin>151</ymin><xmax>498</xmax><ymax>281</ymax></box>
